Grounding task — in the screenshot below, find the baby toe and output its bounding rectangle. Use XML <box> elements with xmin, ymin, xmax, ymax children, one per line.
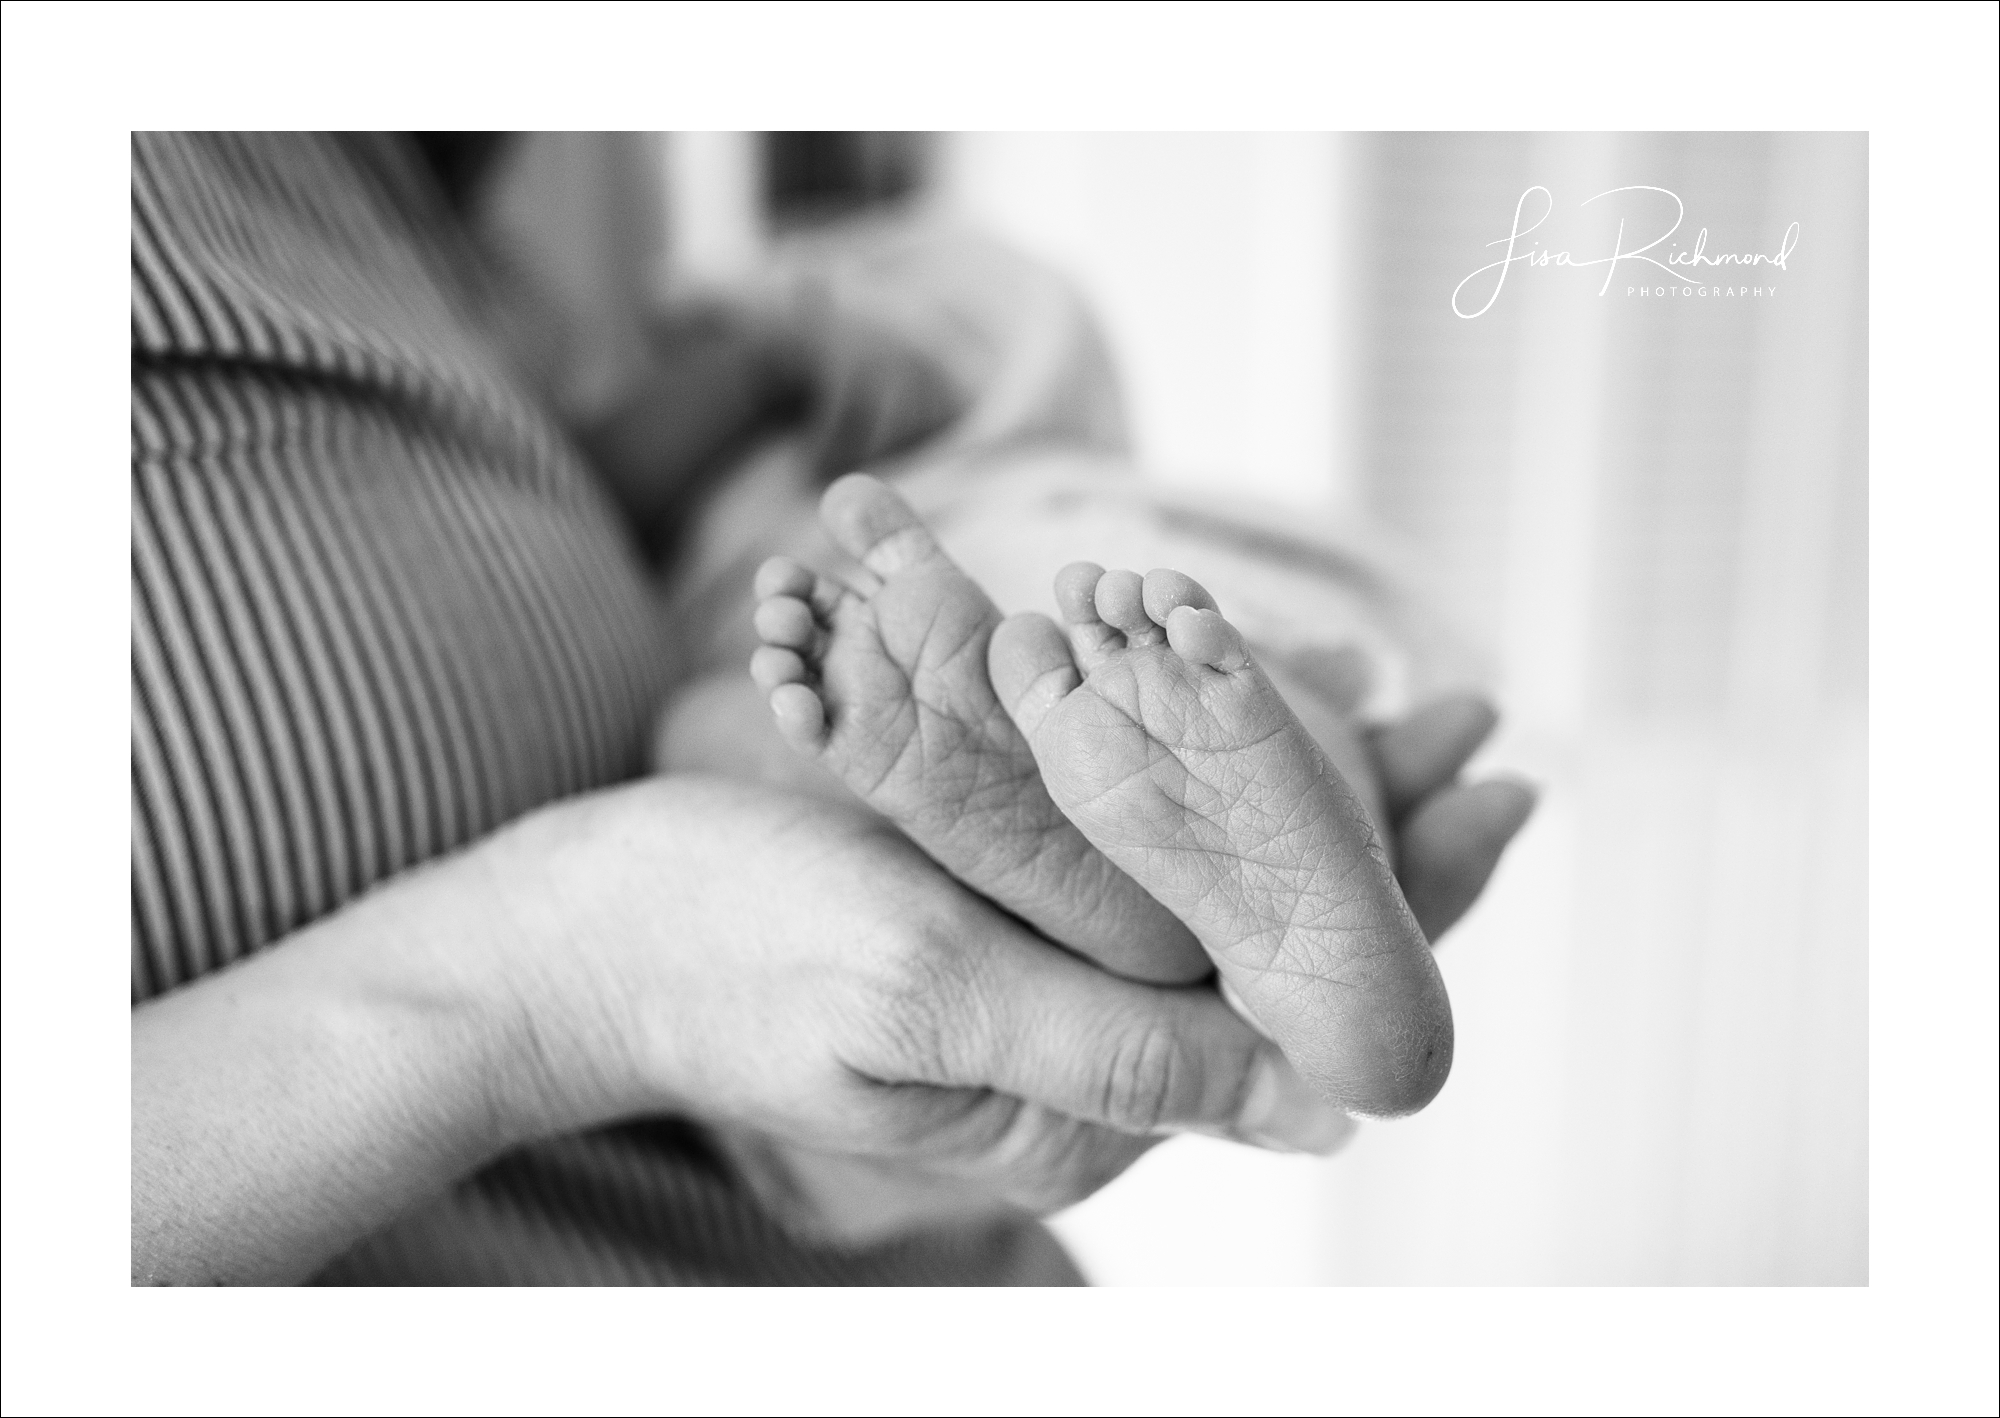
<box><xmin>819</xmin><ymin>473</ymin><xmax>946</xmax><ymax>579</ymax></box>
<box><xmin>1054</xmin><ymin>562</ymin><xmax>1108</xmax><ymax>625</ymax></box>
<box><xmin>754</xmin><ymin>556</ymin><xmax>815</xmax><ymax>601</ymax></box>
<box><xmin>753</xmin><ymin>596</ymin><xmax>818</xmax><ymax>650</ymax></box>
<box><xmin>1054</xmin><ymin>561</ymin><xmax>1123</xmax><ymax>668</ymax></box>
<box><xmin>768</xmin><ymin>681</ymin><xmax>828</xmax><ymax>748</ymax></box>
<box><xmin>750</xmin><ymin>645</ymin><xmax>809</xmax><ymax>691</ymax></box>
<box><xmin>1095</xmin><ymin>569</ymin><xmax>1164</xmax><ymax>646</ymax></box>
<box><xmin>989</xmin><ymin>611</ymin><xmax>1083</xmax><ymax>741</ymax></box>
<box><xmin>1141</xmin><ymin>568</ymin><xmax>1219</xmax><ymax>627</ymax></box>
<box><xmin>1165</xmin><ymin>606</ymin><xmax>1248</xmax><ymax>671</ymax></box>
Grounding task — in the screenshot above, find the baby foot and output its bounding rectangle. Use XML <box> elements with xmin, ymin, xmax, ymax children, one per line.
<box><xmin>987</xmin><ymin>565</ymin><xmax>1452</xmax><ymax>1116</ymax></box>
<box><xmin>750</xmin><ymin>474</ymin><xmax>1210</xmax><ymax>985</ymax></box>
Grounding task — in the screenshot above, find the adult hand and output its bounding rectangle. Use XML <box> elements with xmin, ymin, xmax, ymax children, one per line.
<box><xmin>132</xmin><ymin>771</ymin><xmax>1348</xmax><ymax>1283</ymax></box>
<box><xmin>487</xmin><ymin>775</ymin><xmax>1350</xmax><ymax>1220</ymax></box>
<box><xmin>647</xmin><ymin>681</ymin><xmax>1535</xmax><ymax>1244</ymax></box>
<box><xmin>718</xmin><ymin>686</ymin><xmax>1538</xmax><ymax>1246</ymax></box>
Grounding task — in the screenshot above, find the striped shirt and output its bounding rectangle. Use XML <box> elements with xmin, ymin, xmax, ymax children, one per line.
<box><xmin>132</xmin><ymin>131</ymin><xmax>1078</xmax><ymax>1285</ymax></box>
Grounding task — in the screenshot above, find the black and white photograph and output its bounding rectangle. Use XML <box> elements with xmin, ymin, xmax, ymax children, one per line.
<box><xmin>2</xmin><ymin>5</ymin><xmax>1995</xmax><ymax>1416</ymax></box>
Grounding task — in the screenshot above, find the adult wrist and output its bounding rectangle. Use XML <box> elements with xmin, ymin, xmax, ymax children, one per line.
<box><xmin>386</xmin><ymin>812</ymin><xmax>630</xmax><ymax>1152</ymax></box>
<box><xmin>449</xmin><ymin>781</ymin><xmax>725</xmax><ymax>1142</ymax></box>
<box><xmin>129</xmin><ymin>837</ymin><xmax>589</xmax><ymax>1284</ymax></box>
<box><xmin>302</xmin><ymin>839</ymin><xmax>565</xmax><ymax>1163</ymax></box>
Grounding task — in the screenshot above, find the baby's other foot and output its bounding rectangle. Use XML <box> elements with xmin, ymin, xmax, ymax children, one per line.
<box><xmin>750</xmin><ymin>475</ymin><xmax>1209</xmax><ymax>984</ymax></box>
<box><xmin>987</xmin><ymin>565</ymin><xmax>1452</xmax><ymax>1116</ymax></box>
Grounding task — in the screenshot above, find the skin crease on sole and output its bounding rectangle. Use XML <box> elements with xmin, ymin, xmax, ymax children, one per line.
<box><xmin>748</xmin><ymin>474</ymin><xmax>1211</xmax><ymax>985</ymax></box>
<box><xmin>987</xmin><ymin>563</ymin><xmax>1455</xmax><ymax>1117</ymax></box>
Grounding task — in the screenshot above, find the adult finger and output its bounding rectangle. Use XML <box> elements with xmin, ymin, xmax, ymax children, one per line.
<box><xmin>709</xmin><ymin>1117</ymin><xmax>1155</xmax><ymax>1242</ymax></box>
<box><xmin>865</xmin><ymin>1090</ymin><xmax>1169</xmax><ymax>1216</ymax></box>
<box><xmin>1370</xmin><ymin>694</ymin><xmax>1500</xmax><ymax>822</ymax></box>
<box><xmin>1397</xmin><ymin>778</ymin><xmax>1538</xmax><ymax>941</ymax></box>
<box><xmin>909</xmin><ymin>933</ymin><xmax>1354</xmax><ymax>1150</ymax></box>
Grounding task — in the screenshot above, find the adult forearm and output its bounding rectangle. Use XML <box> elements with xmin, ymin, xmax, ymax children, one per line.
<box><xmin>131</xmin><ymin>846</ymin><xmax>547</xmax><ymax>1286</ymax></box>
<box><xmin>131</xmin><ymin>770</ymin><xmax>1338</xmax><ymax>1280</ymax></box>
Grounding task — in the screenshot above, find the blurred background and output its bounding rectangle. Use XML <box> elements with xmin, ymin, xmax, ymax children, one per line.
<box><xmin>488</xmin><ymin>131</ymin><xmax>1867</xmax><ymax>1285</ymax></box>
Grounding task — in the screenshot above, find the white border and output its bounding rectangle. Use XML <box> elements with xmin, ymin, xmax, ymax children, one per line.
<box><xmin>3</xmin><ymin>2</ymin><xmax>1994</xmax><ymax>1415</ymax></box>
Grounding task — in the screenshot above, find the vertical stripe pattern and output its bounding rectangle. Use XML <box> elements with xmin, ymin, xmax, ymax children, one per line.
<box><xmin>131</xmin><ymin>133</ymin><xmax>1076</xmax><ymax>1285</ymax></box>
